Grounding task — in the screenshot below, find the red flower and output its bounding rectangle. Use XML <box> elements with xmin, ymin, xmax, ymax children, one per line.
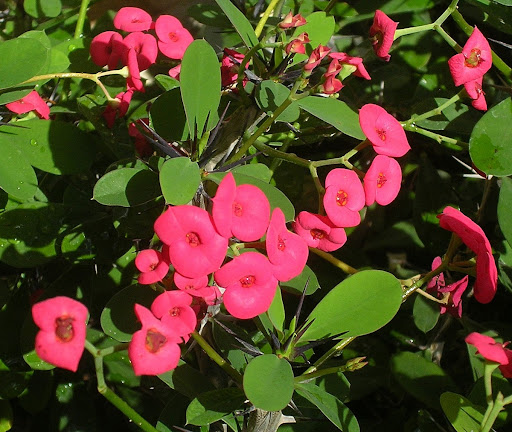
<box><xmin>363</xmin><ymin>155</ymin><xmax>402</xmax><ymax>206</ymax></box>
<box><xmin>113</xmin><ymin>7</ymin><xmax>153</xmax><ymax>32</ymax></box>
<box><xmin>221</xmin><ymin>48</ymin><xmax>247</xmax><ymax>87</ymax></box>
<box><xmin>293</xmin><ymin>211</ymin><xmax>347</xmax><ymax>252</ymax></box>
<box><xmin>320</xmin><ymin>74</ymin><xmax>343</xmax><ymax>94</ymax></box>
<box><xmin>266</xmin><ymin>208</ymin><xmax>309</xmax><ymax>281</ymax></box>
<box><xmin>174</xmin><ymin>272</ymin><xmax>220</xmax><ymax>305</ymax></box>
<box><xmin>168</xmin><ymin>64</ymin><xmax>181</xmax><ymax>80</ymax></box>
<box><xmin>155</xmin><ymin>15</ymin><xmax>193</xmax><ymax>60</ymax></box>
<box><xmin>214</xmin><ymin>252</ymin><xmax>278</xmax><ymax>319</ymax></box>
<box><xmin>329</xmin><ymin>52</ymin><xmax>371</xmax><ymax>80</ymax></box>
<box><xmin>285</xmin><ymin>32</ymin><xmax>310</xmax><ymax>55</ymax></box>
<box><xmin>448</xmin><ymin>27</ymin><xmax>492</xmax><ymax>87</ymax></box>
<box><xmin>120</xmin><ymin>32</ymin><xmax>158</xmax><ymax>91</ymax></box>
<box><xmin>6</xmin><ymin>91</ymin><xmax>49</xmax><ymax>120</ymax></box>
<box><xmin>151</xmin><ymin>291</ymin><xmax>197</xmax><ymax>339</ymax></box>
<box><xmin>135</xmin><ymin>249</ymin><xmax>169</xmax><ymax>285</ymax></box>
<box><xmin>464</xmin><ymin>76</ymin><xmax>487</xmax><ymax>111</ymax></box>
<box><xmin>465</xmin><ymin>333</ymin><xmax>512</xmax><ymax>378</ymax></box>
<box><xmin>154</xmin><ymin>205</ymin><xmax>228</xmax><ymax>278</ymax></box>
<box><xmin>90</xmin><ymin>31</ymin><xmax>124</xmax><ymax>69</ymax></box>
<box><xmin>323</xmin><ymin>168</ymin><xmax>365</xmax><ymax>228</ymax></box>
<box><xmin>103</xmin><ymin>89</ymin><xmax>133</xmax><ymax>128</ymax></box>
<box><xmin>212</xmin><ymin>172</ymin><xmax>271</xmax><ymax>242</ymax></box>
<box><xmin>278</xmin><ymin>12</ymin><xmax>307</xmax><ymax>29</ymax></box>
<box><xmin>304</xmin><ymin>45</ymin><xmax>330</xmax><ymax>72</ymax></box>
<box><xmin>359</xmin><ymin>104</ymin><xmax>411</xmax><ymax>157</ymax></box>
<box><xmin>369</xmin><ymin>10</ymin><xmax>398</xmax><ymax>61</ymax></box>
<box><xmin>128</xmin><ymin>304</ymin><xmax>181</xmax><ymax>376</ymax></box>
<box><xmin>32</xmin><ymin>296</ymin><xmax>88</xmax><ymax>372</ymax></box>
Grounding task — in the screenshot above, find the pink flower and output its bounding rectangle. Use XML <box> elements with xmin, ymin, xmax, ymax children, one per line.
<box><xmin>285</xmin><ymin>33</ymin><xmax>310</xmax><ymax>55</ymax></box>
<box><xmin>363</xmin><ymin>155</ymin><xmax>402</xmax><ymax>206</ymax></box>
<box><xmin>304</xmin><ymin>45</ymin><xmax>330</xmax><ymax>72</ymax></box>
<box><xmin>323</xmin><ymin>168</ymin><xmax>365</xmax><ymax>227</ymax></box>
<box><xmin>278</xmin><ymin>12</ymin><xmax>307</xmax><ymax>29</ymax></box>
<box><xmin>448</xmin><ymin>27</ymin><xmax>492</xmax><ymax>87</ymax></box>
<box><xmin>151</xmin><ymin>291</ymin><xmax>197</xmax><ymax>338</ymax></box>
<box><xmin>103</xmin><ymin>89</ymin><xmax>133</xmax><ymax>128</ymax></box>
<box><xmin>135</xmin><ymin>249</ymin><xmax>169</xmax><ymax>285</ymax></box>
<box><xmin>90</xmin><ymin>31</ymin><xmax>124</xmax><ymax>69</ymax></box>
<box><xmin>266</xmin><ymin>208</ymin><xmax>309</xmax><ymax>281</ymax></box>
<box><xmin>221</xmin><ymin>48</ymin><xmax>247</xmax><ymax>87</ymax></box>
<box><xmin>325</xmin><ymin>59</ymin><xmax>342</xmax><ymax>77</ymax></box>
<box><xmin>6</xmin><ymin>91</ymin><xmax>49</xmax><ymax>120</ymax></box>
<box><xmin>120</xmin><ymin>32</ymin><xmax>158</xmax><ymax>91</ymax></box>
<box><xmin>113</xmin><ymin>7</ymin><xmax>153</xmax><ymax>32</ymax></box>
<box><xmin>329</xmin><ymin>52</ymin><xmax>371</xmax><ymax>80</ymax></box>
<box><xmin>464</xmin><ymin>77</ymin><xmax>487</xmax><ymax>111</ymax></box>
<box><xmin>212</xmin><ymin>172</ymin><xmax>271</xmax><ymax>242</ymax></box>
<box><xmin>293</xmin><ymin>211</ymin><xmax>347</xmax><ymax>252</ymax></box>
<box><xmin>174</xmin><ymin>272</ymin><xmax>220</xmax><ymax>305</ymax></box>
<box><xmin>359</xmin><ymin>104</ymin><xmax>411</xmax><ymax>157</ymax></box>
<box><xmin>474</xmin><ymin>251</ymin><xmax>498</xmax><ymax>304</ymax></box>
<box><xmin>320</xmin><ymin>74</ymin><xmax>343</xmax><ymax>94</ymax></box>
<box><xmin>214</xmin><ymin>252</ymin><xmax>278</xmax><ymax>319</ymax></box>
<box><xmin>155</xmin><ymin>15</ymin><xmax>193</xmax><ymax>60</ymax></box>
<box><xmin>369</xmin><ymin>10</ymin><xmax>398</xmax><ymax>62</ymax></box>
<box><xmin>32</xmin><ymin>296</ymin><xmax>88</xmax><ymax>372</ymax></box>
<box><xmin>128</xmin><ymin>304</ymin><xmax>181</xmax><ymax>376</ymax></box>
<box><xmin>427</xmin><ymin>256</ymin><xmax>445</xmax><ymax>291</ymax></box>
<box><xmin>154</xmin><ymin>205</ymin><xmax>228</xmax><ymax>278</ymax></box>
<box><xmin>465</xmin><ymin>333</ymin><xmax>512</xmax><ymax>378</ymax></box>
<box><xmin>168</xmin><ymin>64</ymin><xmax>181</xmax><ymax>80</ymax></box>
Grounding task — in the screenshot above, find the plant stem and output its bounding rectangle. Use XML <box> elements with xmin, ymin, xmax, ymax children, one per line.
<box><xmin>480</xmin><ymin>391</ymin><xmax>504</xmax><ymax>432</ymax></box>
<box><xmin>394</xmin><ymin>23</ymin><xmax>435</xmax><ymax>39</ymax></box>
<box><xmin>402</xmin><ymin>124</ymin><xmax>468</xmax><ymax>150</ymax></box>
<box><xmin>191</xmin><ymin>331</ymin><xmax>243</xmax><ymax>384</ymax></box>
<box><xmin>294</xmin><ymin>366</ymin><xmax>343</xmax><ymax>383</ymax></box>
<box><xmin>255</xmin><ymin>0</ymin><xmax>281</xmax><ymax>38</ymax></box>
<box><xmin>74</xmin><ymin>0</ymin><xmax>90</xmax><ymax>39</ymax></box>
<box><xmin>403</xmin><ymin>90</ymin><xmax>465</xmax><ymax>126</ymax></box>
<box><xmin>324</xmin><ymin>0</ymin><xmax>339</xmax><ymax>14</ymax></box>
<box><xmin>309</xmin><ymin>248</ymin><xmax>358</xmax><ymax>275</ymax></box>
<box><xmin>253</xmin><ymin>140</ymin><xmax>310</xmax><ymax>167</ymax></box>
<box><xmin>415</xmin><ymin>288</ymin><xmax>448</xmax><ymax>304</ymax></box>
<box><xmin>304</xmin><ymin>337</ymin><xmax>355</xmax><ymax>374</ymax></box>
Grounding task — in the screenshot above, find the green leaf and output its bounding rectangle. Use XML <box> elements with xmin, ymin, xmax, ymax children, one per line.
<box><xmin>391</xmin><ymin>352</ymin><xmax>458</xmax><ymax>409</ymax></box>
<box><xmin>291</xmin><ymin>12</ymin><xmax>335</xmax><ymax>64</ymax></box>
<box><xmin>0</xmin><ymin>202</ymin><xmax>66</xmax><ymax>268</ymax></box>
<box><xmin>150</xmin><ymin>88</ymin><xmax>189</xmax><ymax>142</ymax></box>
<box><xmin>498</xmin><ymin>177</ymin><xmax>512</xmax><ymax>246</ymax></box>
<box><xmin>243</xmin><ymin>354</ymin><xmax>294</xmax><ymax>411</ymax></box>
<box><xmin>255</xmin><ymin>81</ymin><xmax>300</xmax><ymax>123</ymax></box>
<box><xmin>298</xmin><ymin>97</ymin><xmax>365</xmax><ymax>140</ymax></box>
<box><xmin>440</xmin><ymin>392</ymin><xmax>485</xmax><ymax>432</ymax></box>
<box><xmin>160</xmin><ymin>158</ymin><xmax>200</xmax><ymax>205</ymax></box>
<box><xmin>3</xmin><ymin>119</ymin><xmax>94</xmax><ymax>175</ymax></box>
<box><xmin>93</xmin><ymin>168</ymin><xmax>161</xmax><ymax>207</ymax></box>
<box><xmin>215</xmin><ymin>0</ymin><xmax>259</xmax><ymax>48</ymax></box>
<box><xmin>232</xmin><ymin>163</ymin><xmax>272</xmax><ymax>183</ymax></box>
<box><xmin>0</xmin><ymin>38</ymin><xmax>49</xmax><ymax>89</ymax></box>
<box><xmin>281</xmin><ymin>265</ymin><xmax>320</xmax><ymax>295</ymax></box>
<box><xmin>207</xmin><ymin>172</ymin><xmax>295</xmax><ymax>221</ymax></box>
<box><xmin>180</xmin><ymin>40</ymin><xmax>221</xmax><ymax>139</ymax></box>
<box><xmin>265</xmin><ymin>288</ymin><xmax>285</xmax><ymax>333</ymax></box>
<box><xmin>186</xmin><ymin>387</ymin><xmax>246</xmax><ymax>426</ymax></box>
<box><xmin>295</xmin><ymin>382</ymin><xmax>360</xmax><ymax>432</ymax></box>
<box><xmin>155</xmin><ymin>74</ymin><xmax>180</xmax><ymax>91</ymax></box>
<box><xmin>300</xmin><ymin>270</ymin><xmax>403</xmax><ymax>341</ymax></box>
<box><xmin>24</xmin><ymin>0</ymin><xmax>62</xmax><ymax>18</ymax></box>
<box><xmin>0</xmin><ymin>138</ymin><xmax>38</xmax><ymax>201</ymax></box>
<box><xmin>0</xmin><ymin>87</ymin><xmax>34</xmax><ymax>105</ymax></box>
<box><xmin>470</xmin><ymin>97</ymin><xmax>512</xmax><ymax>176</ymax></box>
<box><xmin>100</xmin><ymin>284</ymin><xmax>160</xmax><ymax>342</ymax></box>
<box><xmin>413</xmin><ymin>294</ymin><xmax>440</xmax><ymax>333</ymax></box>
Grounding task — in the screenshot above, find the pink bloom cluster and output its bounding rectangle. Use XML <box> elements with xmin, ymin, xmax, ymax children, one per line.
<box><xmin>448</xmin><ymin>27</ymin><xmax>491</xmax><ymax>111</ymax></box>
<box><xmin>136</xmin><ymin>173</ymin><xmax>309</xmax><ymax>326</ymax></box>
<box><xmin>437</xmin><ymin>206</ymin><xmax>497</xmax><ymax>304</ymax></box>
<box><xmin>6</xmin><ymin>90</ymin><xmax>50</xmax><ymax>119</ymax></box>
<box><xmin>466</xmin><ymin>332</ymin><xmax>512</xmax><ymax>378</ymax></box>
<box><xmin>89</xmin><ymin>7</ymin><xmax>193</xmax><ymax>126</ymax></box>
<box><xmin>319</xmin><ymin>52</ymin><xmax>371</xmax><ymax>95</ymax></box>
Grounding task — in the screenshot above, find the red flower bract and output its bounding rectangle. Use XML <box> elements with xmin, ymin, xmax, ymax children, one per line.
<box><xmin>364</xmin><ymin>155</ymin><xmax>402</xmax><ymax>206</ymax></box>
<box><xmin>90</xmin><ymin>31</ymin><xmax>124</xmax><ymax>69</ymax></box>
<box><xmin>113</xmin><ymin>7</ymin><xmax>153</xmax><ymax>32</ymax></box>
<box><xmin>214</xmin><ymin>252</ymin><xmax>278</xmax><ymax>319</ymax></box>
<box><xmin>359</xmin><ymin>104</ymin><xmax>410</xmax><ymax>157</ymax></box>
<box><xmin>293</xmin><ymin>211</ymin><xmax>347</xmax><ymax>252</ymax></box>
<box><xmin>151</xmin><ymin>291</ymin><xmax>197</xmax><ymax>339</ymax></box>
<box><xmin>369</xmin><ymin>10</ymin><xmax>398</xmax><ymax>62</ymax></box>
<box><xmin>32</xmin><ymin>296</ymin><xmax>88</xmax><ymax>372</ymax></box>
<box><xmin>465</xmin><ymin>332</ymin><xmax>512</xmax><ymax>377</ymax></box>
<box><xmin>128</xmin><ymin>304</ymin><xmax>181</xmax><ymax>376</ymax></box>
<box><xmin>135</xmin><ymin>249</ymin><xmax>169</xmax><ymax>285</ymax></box>
<box><xmin>154</xmin><ymin>205</ymin><xmax>228</xmax><ymax>278</ymax></box>
<box><xmin>6</xmin><ymin>91</ymin><xmax>50</xmax><ymax>120</ymax></box>
<box><xmin>155</xmin><ymin>15</ymin><xmax>193</xmax><ymax>60</ymax></box>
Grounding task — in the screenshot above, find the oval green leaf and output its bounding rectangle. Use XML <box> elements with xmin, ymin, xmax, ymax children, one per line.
<box><xmin>100</xmin><ymin>284</ymin><xmax>160</xmax><ymax>342</ymax></box>
<box><xmin>186</xmin><ymin>387</ymin><xmax>245</xmax><ymax>426</ymax></box>
<box><xmin>3</xmin><ymin>119</ymin><xmax>94</xmax><ymax>175</ymax></box>
<box><xmin>440</xmin><ymin>392</ymin><xmax>485</xmax><ymax>432</ymax></box>
<box><xmin>180</xmin><ymin>40</ymin><xmax>220</xmax><ymax>139</ymax></box>
<box><xmin>93</xmin><ymin>168</ymin><xmax>161</xmax><ymax>207</ymax></box>
<box><xmin>298</xmin><ymin>97</ymin><xmax>365</xmax><ymax>140</ymax></box>
<box><xmin>470</xmin><ymin>97</ymin><xmax>512</xmax><ymax>176</ymax></box>
<box><xmin>24</xmin><ymin>0</ymin><xmax>62</xmax><ymax>18</ymax></box>
<box><xmin>243</xmin><ymin>354</ymin><xmax>294</xmax><ymax>411</ymax></box>
<box><xmin>498</xmin><ymin>177</ymin><xmax>512</xmax><ymax>246</ymax></box>
<box><xmin>150</xmin><ymin>88</ymin><xmax>189</xmax><ymax>142</ymax></box>
<box><xmin>0</xmin><ymin>139</ymin><xmax>38</xmax><ymax>201</ymax></box>
<box><xmin>160</xmin><ymin>157</ymin><xmax>200</xmax><ymax>205</ymax></box>
<box><xmin>255</xmin><ymin>81</ymin><xmax>300</xmax><ymax>123</ymax></box>
<box><xmin>413</xmin><ymin>294</ymin><xmax>440</xmax><ymax>333</ymax></box>
<box><xmin>300</xmin><ymin>270</ymin><xmax>402</xmax><ymax>341</ymax></box>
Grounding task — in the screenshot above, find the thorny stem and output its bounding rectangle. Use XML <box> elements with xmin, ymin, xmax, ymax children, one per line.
<box><xmin>191</xmin><ymin>331</ymin><xmax>243</xmax><ymax>384</ymax></box>
<box><xmin>255</xmin><ymin>0</ymin><xmax>282</xmax><ymax>38</ymax></box>
<box><xmin>74</xmin><ymin>0</ymin><xmax>90</xmax><ymax>39</ymax></box>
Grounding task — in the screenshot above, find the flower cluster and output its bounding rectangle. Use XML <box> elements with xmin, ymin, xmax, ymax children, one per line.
<box><xmin>465</xmin><ymin>332</ymin><xmax>512</xmax><ymax>378</ymax></box>
<box><xmin>89</xmin><ymin>7</ymin><xmax>193</xmax><ymax>126</ymax></box>
<box><xmin>448</xmin><ymin>27</ymin><xmax>492</xmax><ymax>111</ymax></box>
<box><xmin>136</xmin><ymin>172</ymin><xmax>309</xmax><ymax>328</ymax></box>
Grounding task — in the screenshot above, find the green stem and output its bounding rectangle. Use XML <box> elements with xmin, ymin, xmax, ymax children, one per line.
<box><xmin>435</xmin><ymin>25</ymin><xmax>461</xmax><ymax>50</ymax></box>
<box><xmin>324</xmin><ymin>0</ymin><xmax>339</xmax><ymax>14</ymax></box>
<box><xmin>294</xmin><ymin>366</ymin><xmax>344</xmax><ymax>383</ymax></box>
<box><xmin>451</xmin><ymin>10</ymin><xmax>512</xmax><ymax>79</ymax></box>
<box><xmin>403</xmin><ymin>90</ymin><xmax>465</xmax><ymax>126</ymax></box>
<box><xmin>252</xmin><ymin>140</ymin><xmax>310</xmax><ymax>168</ymax></box>
<box><xmin>309</xmin><ymin>248</ymin><xmax>358</xmax><ymax>275</ymax></box>
<box><xmin>394</xmin><ymin>23</ymin><xmax>435</xmax><ymax>39</ymax></box>
<box><xmin>255</xmin><ymin>0</ymin><xmax>281</xmax><ymax>38</ymax></box>
<box><xmin>480</xmin><ymin>392</ymin><xmax>504</xmax><ymax>432</ymax></box>
<box><xmin>74</xmin><ymin>0</ymin><xmax>90</xmax><ymax>39</ymax></box>
<box><xmin>401</xmin><ymin>262</ymin><xmax>447</xmax><ymax>301</ymax></box>
<box><xmin>191</xmin><ymin>331</ymin><xmax>243</xmax><ymax>384</ymax></box>
<box><xmin>402</xmin><ymin>124</ymin><xmax>468</xmax><ymax>150</ymax></box>
<box><xmin>304</xmin><ymin>337</ymin><xmax>355</xmax><ymax>374</ymax></box>
<box><xmin>435</xmin><ymin>0</ymin><xmax>460</xmax><ymax>26</ymax></box>
<box><xmin>268</xmin><ymin>138</ymin><xmax>293</xmax><ymax>178</ymax></box>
